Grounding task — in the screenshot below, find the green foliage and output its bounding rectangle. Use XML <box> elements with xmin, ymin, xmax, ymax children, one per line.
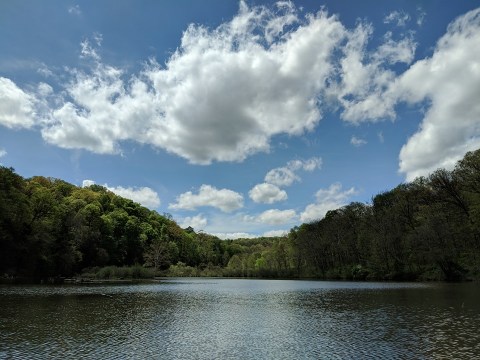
<box><xmin>166</xmin><ymin>262</ymin><xmax>199</xmax><ymax>277</ymax></box>
<box><xmin>0</xmin><ymin>168</ymin><xmax>199</xmax><ymax>281</ymax></box>
<box><xmin>82</xmin><ymin>265</ymin><xmax>154</xmax><ymax>279</ymax></box>
<box><xmin>2</xmin><ymin>148</ymin><xmax>480</xmax><ymax>282</ymax></box>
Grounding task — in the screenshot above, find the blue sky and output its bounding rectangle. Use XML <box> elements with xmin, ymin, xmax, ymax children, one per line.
<box><xmin>1</xmin><ymin>0</ymin><xmax>479</xmax><ymax>238</ymax></box>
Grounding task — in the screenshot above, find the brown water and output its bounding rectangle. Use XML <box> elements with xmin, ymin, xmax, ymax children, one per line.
<box><xmin>1</xmin><ymin>279</ymin><xmax>479</xmax><ymax>359</ymax></box>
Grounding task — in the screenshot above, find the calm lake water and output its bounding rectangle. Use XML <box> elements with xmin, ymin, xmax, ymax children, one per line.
<box><xmin>1</xmin><ymin>279</ymin><xmax>479</xmax><ymax>359</ymax></box>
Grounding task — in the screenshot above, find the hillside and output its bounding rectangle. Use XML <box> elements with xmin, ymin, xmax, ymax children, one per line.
<box><xmin>1</xmin><ymin>149</ymin><xmax>480</xmax><ymax>281</ymax></box>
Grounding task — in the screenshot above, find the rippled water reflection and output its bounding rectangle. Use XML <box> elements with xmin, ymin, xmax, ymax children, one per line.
<box><xmin>1</xmin><ymin>279</ymin><xmax>479</xmax><ymax>359</ymax></box>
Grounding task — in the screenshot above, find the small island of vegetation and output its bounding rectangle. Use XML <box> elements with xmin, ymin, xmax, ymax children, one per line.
<box><xmin>1</xmin><ymin>149</ymin><xmax>480</xmax><ymax>283</ymax></box>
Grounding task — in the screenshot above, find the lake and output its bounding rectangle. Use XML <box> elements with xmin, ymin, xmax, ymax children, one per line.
<box><xmin>1</xmin><ymin>279</ymin><xmax>479</xmax><ymax>359</ymax></box>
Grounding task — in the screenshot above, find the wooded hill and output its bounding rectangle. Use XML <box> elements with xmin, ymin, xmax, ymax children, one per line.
<box><xmin>1</xmin><ymin>149</ymin><xmax>480</xmax><ymax>282</ymax></box>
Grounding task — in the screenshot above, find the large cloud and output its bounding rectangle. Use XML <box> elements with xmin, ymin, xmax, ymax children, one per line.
<box><xmin>37</xmin><ymin>2</ymin><xmax>350</xmax><ymax>164</ymax></box>
<box><xmin>169</xmin><ymin>184</ymin><xmax>244</xmax><ymax>212</ymax></box>
<box><xmin>106</xmin><ymin>185</ymin><xmax>161</xmax><ymax>209</ymax></box>
<box><xmin>333</xmin><ymin>23</ymin><xmax>416</xmax><ymax>123</ymax></box>
<box><xmin>249</xmin><ymin>183</ymin><xmax>287</xmax><ymax>204</ymax></box>
<box><xmin>256</xmin><ymin>209</ymin><xmax>297</xmax><ymax>225</ymax></box>
<box><xmin>244</xmin><ymin>208</ymin><xmax>297</xmax><ymax>225</ymax></box>
<box><xmin>180</xmin><ymin>214</ymin><xmax>208</xmax><ymax>230</ymax></box>
<box><xmin>82</xmin><ymin>179</ymin><xmax>161</xmax><ymax>208</ymax></box>
<box><xmin>0</xmin><ymin>77</ymin><xmax>36</xmax><ymax>129</ymax></box>
<box><xmin>397</xmin><ymin>8</ymin><xmax>480</xmax><ymax>180</ymax></box>
<box><xmin>1</xmin><ymin>2</ymin><xmax>478</xmax><ymax>182</ymax></box>
<box><xmin>300</xmin><ymin>183</ymin><xmax>356</xmax><ymax>223</ymax></box>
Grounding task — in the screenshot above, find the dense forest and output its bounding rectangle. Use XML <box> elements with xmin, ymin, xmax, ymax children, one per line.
<box><xmin>1</xmin><ymin>149</ymin><xmax>480</xmax><ymax>282</ymax></box>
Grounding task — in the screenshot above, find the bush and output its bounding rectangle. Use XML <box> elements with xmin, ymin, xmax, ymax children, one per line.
<box><xmin>166</xmin><ymin>262</ymin><xmax>199</xmax><ymax>277</ymax></box>
<box><xmin>82</xmin><ymin>265</ymin><xmax>154</xmax><ymax>279</ymax></box>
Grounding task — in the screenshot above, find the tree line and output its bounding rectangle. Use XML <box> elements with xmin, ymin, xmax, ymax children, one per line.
<box><xmin>0</xmin><ymin>170</ymin><xmax>233</xmax><ymax>281</ymax></box>
<box><xmin>1</xmin><ymin>149</ymin><xmax>480</xmax><ymax>282</ymax></box>
<box><xmin>234</xmin><ymin>149</ymin><xmax>480</xmax><ymax>281</ymax></box>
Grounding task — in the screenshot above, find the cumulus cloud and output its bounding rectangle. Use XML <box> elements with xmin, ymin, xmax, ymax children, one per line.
<box><xmin>180</xmin><ymin>214</ymin><xmax>208</xmax><ymax>230</ymax></box>
<box><xmin>169</xmin><ymin>184</ymin><xmax>244</xmax><ymax>212</ymax></box>
<box><xmin>350</xmin><ymin>136</ymin><xmax>367</xmax><ymax>147</ymax></box>
<box><xmin>244</xmin><ymin>209</ymin><xmax>297</xmax><ymax>225</ymax></box>
<box><xmin>106</xmin><ymin>185</ymin><xmax>161</xmax><ymax>209</ymax></box>
<box><xmin>375</xmin><ymin>32</ymin><xmax>416</xmax><ymax>64</ymax></box>
<box><xmin>397</xmin><ymin>8</ymin><xmax>480</xmax><ymax>180</ymax></box>
<box><xmin>30</xmin><ymin>3</ymin><xmax>352</xmax><ymax>164</ymax></box>
<box><xmin>333</xmin><ymin>24</ymin><xmax>416</xmax><ymax>123</ymax></box>
<box><xmin>264</xmin><ymin>157</ymin><xmax>322</xmax><ymax>187</ymax></box>
<box><xmin>0</xmin><ymin>77</ymin><xmax>36</xmax><ymax>129</ymax></box>
<box><xmin>265</xmin><ymin>167</ymin><xmax>299</xmax><ymax>187</ymax></box>
<box><xmin>82</xmin><ymin>179</ymin><xmax>95</xmax><ymax>187</ymax></box>
<box><xmin>256</xmin><ymin>209</ymin><xmax>297</xmax><ymax>225</ymax></box>
<box><xmin>0</xmin><ymin>2</ymin><xmax>476</xmax><ymax>184</ymax></box>
<box><xmin>249</xmin><ymin>183</ymin><xmax>287</xmax><ymax>204</ymax></box>
<box><xmin>300</xmin><ymin>183</ymin><xmax>357</xmax><ymax>223</ymax></box>
<box><xmin>82</xmin><ymin>179</ymin><xmax>160</xmax><ymax>208</ymax></box>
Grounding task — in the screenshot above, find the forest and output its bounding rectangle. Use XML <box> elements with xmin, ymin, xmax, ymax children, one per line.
<box><xmin>1</xmin><ymin>149</ymin><xmax>480</xmax><ymax>282</ymax></box>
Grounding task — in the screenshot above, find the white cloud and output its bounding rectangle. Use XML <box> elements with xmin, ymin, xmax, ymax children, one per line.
<box><xmin>301</xmin><ymin>157</ymin><xmax>323</xmax><ymax>171</ymax></box>
<box><xmin>397</xmin><ymin>8</ymin><xmax>480</xmax><ymax>180</ymax></box>
<box><xmin>416</xmin><ymin>7</ymin><xmax>426</xmax><ymax>27</ymax></box>
<box><xmin>81</xmin><ymin>180</ymin><xmax>160</xmax><ymax>208</ymax></box>
<box><xmin>82</xmin><ymin>179</ymin><xmax>95</xmax><ymax>187</ymax></box>
<box><xmin>350</xmin><ymin>136</ymin><xmax>367</xmax><ymax>147</ymax></box>
<box><xmin>169</xmin><ymin>184</ymin><xmax>244</xmax><ymax>212</ymax></box>
<box><xmin>213</xmin><ymin>232</ymin><xmax>256</xmax><ymax>240</ymax></box>
<box><xmin>80</xmin><ymin>39</ymin><xmax>101</xmax><ymax>62</ymax></box>
<box><xmin>300</xmin><ymin>183</ymin><xmax>357</xmax><ymax>223</ymax></box>
<box><xmin>0</xmin><ymin>77</ymin><xmax>36</xmax><ymax>129</ymax></box>
<box><xmin>180</xmin><ymin>214</ymin><xmax>208</xmax><ymax>230</ymax></box>
<box><xmin>249</xmin><ymin>183</ymin><xmax>287</xmax><ymax>204</ymax></box>
<box><xmin>384</xmin><ymin>10</ymin><xmax>411</xmax><ymax>27</ymax></box>
<box><xmin>264</xmin><ymin>157</ymin><xmax>322</xmax><ymax>187</ymax></box>
<box><xmin>33</xmin><ymin>3</ymin><xmax>351</xmax><ymax>164</ymax></box>
<box><xmin>106</xmin><ymin>185</ymin><xmax>161</xmax><ymax>209</ymax></box>
<box><xmin>265</xmin><ymin>167</ymin><xmax>300</xmax><ymax>187</ymax></box>
<box><xmin>1</xmin><ymin>2</ymin><xmax>476</xmax><ymax>185</ymax></box>
<box><xmin>263</xmin><ymin>229</ymin><xmax>288</xmax><ymax>237</ymax></box>
<box><xmin>256</xmin><ymin>209</ymin><xmax>297</xmax><ymax>225</ymax></box>
<box><xmin>333</xmin><ymin>24</ymin><xmax>415</xmax><ymax>123</ymax></box>
<box><xmin>68</xmin><ymin>5</ymin><xmax>81</xmax><ymax>16</ymax></box>
<box><xmin>375</xmin><ymin>32</ymin><xmax>416</xmax><ymax>64</ymax></box>
<box><xmin>244</xmin><ymin>209</ymin><xmax>297</xmax><ymax>225</ymax></box>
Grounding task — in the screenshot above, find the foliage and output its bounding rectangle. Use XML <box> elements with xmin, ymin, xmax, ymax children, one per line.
<box><xmin>2</xmin><ymin>149</ymin><xmax>480</xmax><ymax>282</ymax></box>
<box><xmin>81</xmin><ymin>265</ymin><xmax>155</xmax><ymax>279</ymax></box>
<box><xmin>0</xmin><ymin>170</ymin><xmax>229</xmax><ymax>281</ymax></box>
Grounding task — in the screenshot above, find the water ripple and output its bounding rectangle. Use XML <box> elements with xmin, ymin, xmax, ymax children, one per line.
<box><xmin>1</xmin><ymin>280</ymin><xmax>479</xmax><ymax>359</ymax></box>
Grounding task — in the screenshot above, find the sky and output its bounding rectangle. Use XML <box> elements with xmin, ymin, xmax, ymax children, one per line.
<box><xmin>1</xmin><ymin>0</ymin><xmax>480</xmax><ymax>239</ymax></box>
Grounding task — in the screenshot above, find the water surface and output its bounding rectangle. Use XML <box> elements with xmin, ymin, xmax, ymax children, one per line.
<box><xmin>1</xmin><ymin>279</ymin><xmax>479</xmax><ymax>359</ymax></box>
